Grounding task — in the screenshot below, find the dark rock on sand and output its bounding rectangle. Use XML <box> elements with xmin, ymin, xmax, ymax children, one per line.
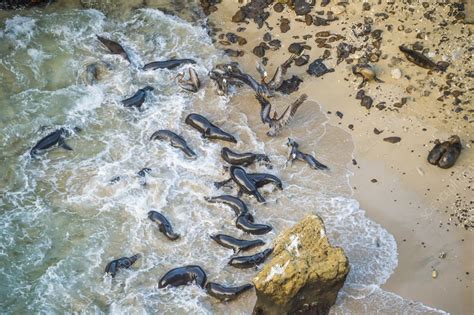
<box><xmin>280</xmin><ymin>18</ymin><xmax>291</xmax><ymax>33</ymax></box>
<box><xmin>274</xmin><ymin>2</ymin><xmax>284</xmax><ymax>13</ymax></box>
<box><xmin>253</xmin><ymin>45</ymin><xmax>266</xmax><ymax>57</ymax></box>
<box><xmin>276</xmin><ymin>75</ymin><xmax>303</xmax><ymax>95</ymax></box>
<box><xmin>383</xmin><ymin>137</ymin><xmax>402</xmax><ymax>144</ymax></box>
<box><xmin>293</xmin><ymin>0</ymin><xmax>314</xmax><ymax>15</ymax></box>
<box><xmin>307</xmin><ymin>59</ymin><xmax>334</xmax><ymax>77</ymax></box>
<box><xmin>232</xmin><ymin>0</ymin><xmax>272</xmax><ymax>28</ymax></box>
<box><xmin>355</xmin><ymin>89</ymin><xmax>365</xmax><ymax>100</ymax></box>
<box><xmin>294</xmin><ymin>54</ymin><xmax>310</xmax><ymax>66</ymax></box>
<box><xmin>225</xmin><ymin>49</ymin><xmax>244</xmax><ymax>57</ymax></box>
<box><xmin>361</xmin><ymin>95</ymin><xmax>373</xmax><ymax>109</ymax></box>
<box><xmin>288</xmin><ymin>42</ymin><xmax>305</xmax><ymax>55</ymax></box>
<box><xmin>321</xmin><ymin>0</ymin><xmax>330</xmax><ymax>7</ymax></box>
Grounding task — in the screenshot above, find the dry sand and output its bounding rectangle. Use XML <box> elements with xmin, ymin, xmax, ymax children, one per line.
<box><xmin>205</xmin><ymin>0</ymin><xmax>473</xmax><ymax>313</ymax></box>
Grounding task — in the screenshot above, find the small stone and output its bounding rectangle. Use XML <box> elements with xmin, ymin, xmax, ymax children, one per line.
<box><xmin>295</xmin><ymin>54</ymin><xmax>310</xmax><ymax>66</ymax></box>
<box><xmin>253</xmin><ymin>45</ymin><xmax>266</xmax><ymax>57</ymax></box>
<box><xmin>280</xmin><ymin>20</ymin><xmax>291</xmax><ymax>33</ymax></box>
<box><xmin>432</xmin><ymin>270</ymin><xmax>438</xmax><ymax>279</ymax></box>
<box><xmin>305</xmin><ymin>14</ymin><xmax>313</xmax><ymax>25</ymax></box>
<box><xmin>274</xmin><ymin>2</ymin><xmax>284</xmax><ymax>13</ymax></box>
<box><xmin>383</xmin><ymin>136</ymin><xmax>401</xmax><ymax>143</ymax></box>
<box><xmin>336</xmin><ymin>111</ymin><xmax>343</xmax><ymax>119</ymax></box>
<box><xmin>355</xmin><ymin>89</ymin><xmax>365</xmax><ymax>100</ymax></box>
<box><xmin>288</xmin><ymin>42</ymin><xmax>305</xmax><ymax>55</ymax></box>
<box><xmin>371</xmin><ymin>178</ymin><xmax>378</xmax><ymax>183</ymax></box>
<box><xmin>362</xmin><ymin>3</ymin><xmax>371</xmax><ymax>11</ymax></box>
<box><xmin>391</xmin><ymin>68</ymin><xmax>402</xmax><ymax>79</ymax></box>
<box><xmin>373</xmin><ymin>128</ymin><xmax>383</xmax><ymax>135</ymax></box>
<box><xmin>361</xmin><ymin>95</ymin><xmax>373</xmax><ymax>109</ymax></box>
<box><xmin>263</xmin><ymin>32</ymin><xmax>272</xmax><ymax>42</ymax></box>
<box><xmin>321</xmin><ymin>0</ymin><xmax>330</xmax><ymax>7</ymax></box>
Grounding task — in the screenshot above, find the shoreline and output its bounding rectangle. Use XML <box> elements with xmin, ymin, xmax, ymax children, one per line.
<box><xmin>204</xmin><ymin>0</ymin><xmax>473</xmax><ymax>313</ymax></box>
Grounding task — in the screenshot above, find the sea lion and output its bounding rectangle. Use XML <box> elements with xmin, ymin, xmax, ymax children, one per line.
<box><xmin>96</xmin><ymin>35</ymin><xmax>131</xmax><ymax>63</ymax></box>
<box><xmin>150</xmin><ymin>130</ymin><xmax>196</xmax><ymax>159</ymax></box>
<box><xmin>287</xmin><ymin>138</ymin><xmax>329</xmax><ymax>170</ymax></box>
<box><xmin>205</xmin><ymin>195</ymin><xmax>249</xmax><ymax>216</ymax></box>
<box><xmin>352</xmin><ymin>63</ymin><xmax>384</xmax><ymax>88</ymax></box>
<box><xmin>143</xmin><ymin>59</ymin><xmax>196</xmax><ymax>71</ymax></box>
<box><xmin>256</xmin><ymin>54</ymin><xmax>297</xmax><ymax>91</ymax></box>
<box><xmin>236</xmin><ymin>212</ymin><xmax>273</xmax><ymax>235</ymax></box>
<box><xmin>105</xmin><ymin>254</ymin><xmax>140</xmax><ymax>278</ymax></box>
<box><xmin>229</xmin><ymin>166</ymin><xmax>265</xmax><ymax>203</ymax></box>
<box><xmin>30</xmin><ymin>127</ymin><xmax>73</xmax><ymax>156</ymax></box>
<box><xmin>148</xmin><ymin>210</ymin><xmax>180</xmax><ymax>240</ymax></box>
<box><xmin>205</xmin><ymin>282</ymin><xmax>253</xmax><ymax>301</ymax></box>
<box><xmin>176</xmin><ymin>68</ymin><xmax>201</xmax><ymax>92</ymax></box>
<box><xmin>256</xmin><ymin>93</ymin><xmax>308</xmax><ymax>137</ymax></box>
<box><xmin>212</xmin><ymin>62</ymin><xmax>271</xmax><ymax>96</ymax></box>
<box><xmin>122</xmin><ymin>86</ymin><xmax>154</xmax><ymax>108</ymax></box>
<box><xmin>221</xmin><ymin>147</ymin><xmax>270</xmax><ymax>167</ymax></box>
<box><xmin>210</xmin><ymin>234</ymin><xmax>265</xmax><ymax>253</ymax></box>
<box><xmin>428</xmin><ymin>135</ymin><xmax>462</xmax><ymax>169</ymax></box>
<box><xmin>247</xmin><ymin>173</ymin><xmax>283</xmax><ymax>190</ymax></box>
<box><xmin>185</xmin><ymin>113</ymin><xmax>237</xmax><ymax>143</ymax></box>
<box><xmin>158</xmin><ymin>265</ymin><xmax>207</xmax><ymax>288</ymax></box>
<box><xmin>228</xmin><ymin>248</ymin><xmax>273</xmax><ymax>269</ymax></box>
<box><xmin>399</xmin><ymin>46</ymin><xmax>447</xmax><ymax>71</ymax></box>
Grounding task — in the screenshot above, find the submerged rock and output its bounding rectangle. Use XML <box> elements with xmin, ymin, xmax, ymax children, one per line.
<box><xmin>253</xmin><ymin>215</ymin><xmax>349</xmax><ymax>315</ymax></box>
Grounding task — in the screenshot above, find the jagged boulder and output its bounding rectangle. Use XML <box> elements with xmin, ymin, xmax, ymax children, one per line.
<box><xmin>253</xmin><ymin>215</ymin><xmax>349</xmax><ymax>315</ymax></box>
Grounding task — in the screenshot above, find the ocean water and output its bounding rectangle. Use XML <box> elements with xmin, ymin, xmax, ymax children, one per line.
<box><xmin>0</xmin><ymin>6</ymin><xmax>446</xmax><ymax>314</ymax></box>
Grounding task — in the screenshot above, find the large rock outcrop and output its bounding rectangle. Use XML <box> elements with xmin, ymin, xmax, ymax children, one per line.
<box><xmin>253</xmin><ymin>215</ymin><xmax>349</xmax><ymax>315</ymax></box>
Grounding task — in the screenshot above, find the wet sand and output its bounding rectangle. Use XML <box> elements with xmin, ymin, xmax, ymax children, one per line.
<box><xmin>206</xmin><ymin>0</ymin><xmax>473</xmax><ymax>313</ymax></box>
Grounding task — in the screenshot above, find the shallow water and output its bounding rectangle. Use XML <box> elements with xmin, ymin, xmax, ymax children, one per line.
<box><xmin>0</xmin><ymin>5</ymin><xmax>445</xmax><ymax>314</ymax></box>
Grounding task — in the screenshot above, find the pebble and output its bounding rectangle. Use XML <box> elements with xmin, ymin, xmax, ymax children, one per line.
<box><xmin>432</xmin><ymin>270</ymin><xmax>438</xmax><ymax>279</ymax></box>
<box><xmin>280</xmin><ymin>18</ymin><xmax>290</xmax><ymax>33</ymax></box>
<box><xmin>253</xmin><ymin>45</ymin><xmax>265</xmax><ymax>57</ymax></box>
<box><xmin>391</xmin><ymin>68</ymin><xmax>402</xmax><ymax>79</ymax></box>
<box><xmin>383</xmin><ymin>136</ymin><xmax>402</xmax><ymax>143</ymax></box>
<box><xmin>273</xmin><ymin>2</ymin><xmax>284</xmax><ymax>13</ymax></box>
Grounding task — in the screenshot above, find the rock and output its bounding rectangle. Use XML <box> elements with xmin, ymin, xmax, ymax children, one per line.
<box><xmin>276</xmin><ymin>75</ymin><xmax>303</xmax><ymax>94</ymax></box>
<box><xmin>361</xmin><ymin>96</ymin><xmax>373</xmax><ymax>109</ymax></box>
<box><xmin>224</xmin><ymin>49</ymin><xmax>244</xmax><ymax>57</ymax></box>
<box><xmin>253</xmin><ymin>45</ymin><xmax>266</xmax><ymax>57</ymax></box>
<box><xmin>293</xmin><ymin>0</ymin><xmax>313</xmax><ymax>15</ymax></box>
<box><xmin>362</xmin><ymin>2</ymin><xmax>371</xmax><ymax>11</ymax></box>
<box><xmin>305</xmin><ymin>14</ymin><xmax>313</xmax><ymax>25</ymax></box>
<box><xmin>294</xmin><ymin>54</ymin><xmax>310</xmax><ymax>66</ymax></box>
<box><xmin>391</xmin><ymin>68</ymin><xmax>402</xmax><ymax>79</ymax></box>
<box><xmin>263</xmin><ymin>32</ymin><xmax>272</xmax><ymax>42</ymax></box>
<box><xmin>269</xmin><ymin>39</ymin><xmax>282</xmax><ymax>49</ymax></box>
<box><xmin>383</xmin><ymin>136</ymin><xmax>401</xmax><ymax>144</ymax></box>
<box><xmin>280</xmin><ymin>19</ymin><xmax>291</xmax><ymax>33</ymax></box>
<box><xmin>355</xmin><ymin>89</ymin><xmax>365</xmax><ymax>100</ymax></box>
<box><xmin>465</xmin><ymin>1</ymin><xmax>474</xmax><ymax>24</ymax></box>
<box><xmin>432</xmin><ymin>269</ymin><xmax>438</xmax><ymax>279</ymax></box>
<box><xmin>288</xmin><ymin>42</ymin><xmax>305</xmax><ymax>55</ymax></box>
<box><xmin>253</xmin><ymin>215</ymin><xmax>349</xmax><ymax>315</ymax></box>
<box><xmin>331</xmin><ymin>5</ymin><xmax>346</xmax><ymax>15</ymax></box>
<box><xmin>307</xmin><ymin>59</ymin><xmax>335</xmax><ymax>77</ymax></box>
<box><xmin>273</xmin><ymin>2</ymin><xmax>284</xmax><ymax>13</ymax></box>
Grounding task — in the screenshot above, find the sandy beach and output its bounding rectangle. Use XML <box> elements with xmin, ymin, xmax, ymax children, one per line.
<box><xmin>204</xmin><ymin>0</ymin><xmax>473</xmax><ymax>313</ymax></box>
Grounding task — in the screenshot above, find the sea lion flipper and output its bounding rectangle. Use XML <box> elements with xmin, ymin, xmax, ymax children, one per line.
<box><xmin>59</xmin><ymin>139</ymin><xmax>73</xmax><ymax>151</ymax></box>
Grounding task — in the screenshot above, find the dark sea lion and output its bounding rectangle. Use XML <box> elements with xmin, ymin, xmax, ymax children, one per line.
<box><xmin>122</xmin><ymin>86</ymin><xmax>154</xmax><ymax>108</ymax></box>
<box><xmin>105</xmin><ymin>254</ymin><xmax>140</xmax><ymax>278</ymax></box>
<box><xmin>247</xmin><ymin>173</ymin><xmax>283</xmax><ymax>190</ymax></box>
<box><xmin>148</xmin><ymin>210</ymin><xmax>180</xmax><ymax>240</ymax></box>
<box><xmin>185</xmin><ymin>113</ymin><xmax>237</xmax><ymax>143</ymax></box>
<box><xmin>221</xmin><ymin>147</ymin><xmax>270</xmax><ymax>166</ymax></box>
<box><xmin>205</xmin><ymin>282</ymin><xmax>253</xmax><ymax>301</ymax></box>
<box><xmin>229</xmin><ymin>166</ymin><xmax>265</xmax><ymax>203</ymax></box>
<box><xmin>143</xmin><ymin>59</ymin><xmax>196</xmax><ymax>71</ymax></box>
<box><xmin>287</xmin><ymin>138</ymin><xmax>329</xmax><ymax>170</ymax></box>
<box><xmin>150</xmin><ymin>130</ymin><xmax>196</xmax><ymax>158</ymax></box>
<box><xmin>205</xmin><ymin>195</ymin><xmax>249</xmax><ymax>216</ymax></box>
<box><xmin>399</xmin><ymin>46</ymin><xmax>447</xmax><ymax>71</ymax></box>
<box><xmin>158</xmin><ymin>265</ymin><xmax>207</xmax><ymax>289</ymax></box>
<box><xmin>236</xmin><ymin>212</ymin><xmax>273</xmax><ymax>235</ymax></box>
<box><xmin>96</xmin><ymin>35</ymin><xmax>131</xmax><ymax>63</ymax></box>
<box><xmin>30</xmin><ymin>127</ymin><xmax>73</xmax><ymax>156</ymax></box>
<box><xmin>228</xmin><ymin>248</ymin><xmax>273</xmax><ymax>269</ymax></box>
<box><xmin>438</xmin><ymin>143</ymin><xmax>462</xmax><ymax>169</ymax></box>
<box><xmin>210</xmin><ymin>234</ymin><xmax>265</xmax><ymax>253</ymax></box>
